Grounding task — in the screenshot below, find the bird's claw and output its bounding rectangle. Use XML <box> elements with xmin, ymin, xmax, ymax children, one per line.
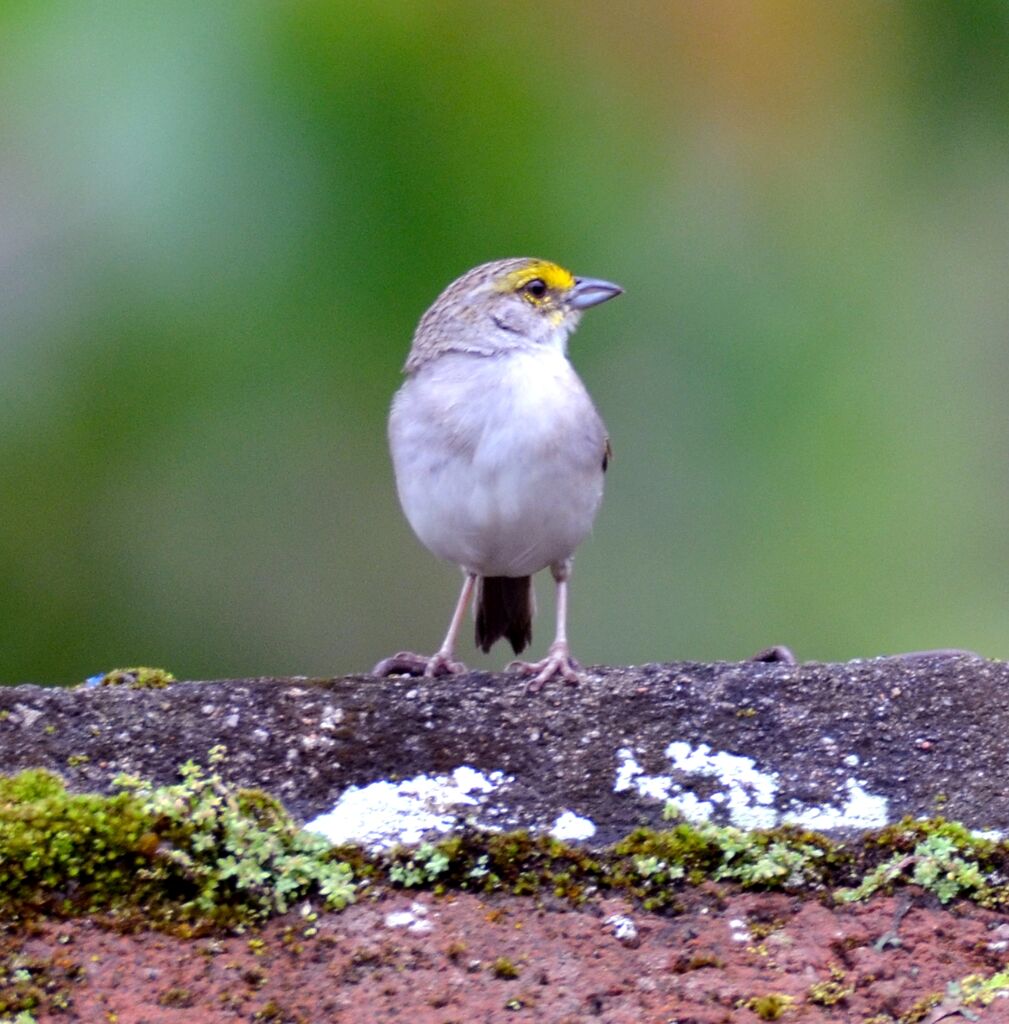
<box><xmin>508</xmin><ymin>642</ymin><xmax>581</xmax><ymax>693</ymax></box>
<box><xmin>372</xmin><ymin>651</ymin><xmax>466</xmax><ymax>678</ymax></box>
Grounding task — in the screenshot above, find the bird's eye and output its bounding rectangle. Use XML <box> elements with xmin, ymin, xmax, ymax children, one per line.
<box><xmin>523</xmin><ymin>278</ymin><xmax>548</xmax><ymax>300</ymax></box>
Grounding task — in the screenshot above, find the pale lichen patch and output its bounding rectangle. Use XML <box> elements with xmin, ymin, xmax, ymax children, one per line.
<box><xmin>305</xmin><ymin>765</ymin><xmax>510</xmax><ymax>851</ymax></box>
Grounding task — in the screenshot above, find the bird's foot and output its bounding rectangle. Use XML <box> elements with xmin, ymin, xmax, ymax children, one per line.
<box><xmin>372</xmin><ymin>650</ymin><xmax>467</xmax><ymax>678</ymax></box>
<box><xmin>508</xmin><ymin>641</ymin><xmax>581</xmax><ymax>693</ymax></box>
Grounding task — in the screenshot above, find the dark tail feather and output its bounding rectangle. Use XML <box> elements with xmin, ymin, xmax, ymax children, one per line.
<box><xmin>475</xmin><ymin>576</ymin><xmax>533</xmax><ymax>654</ymax></box>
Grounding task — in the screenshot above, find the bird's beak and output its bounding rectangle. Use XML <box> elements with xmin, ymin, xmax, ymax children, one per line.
<box><xmin>569</xmin><ymin>276</ymin><xmax>624</xmax><ymax>310</ymax></box>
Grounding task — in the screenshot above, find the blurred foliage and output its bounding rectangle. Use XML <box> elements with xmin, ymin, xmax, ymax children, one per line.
<box><xmin>2</xmin><ymin>2</ymin><xmax>1008</xmax><ymax>685</ymax></box>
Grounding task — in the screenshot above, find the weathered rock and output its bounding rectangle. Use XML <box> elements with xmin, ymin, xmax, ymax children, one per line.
<box><xmin>1</xmin><ymin>653</ymin><xmax>1006</xmax><ymax>846</ymax></box>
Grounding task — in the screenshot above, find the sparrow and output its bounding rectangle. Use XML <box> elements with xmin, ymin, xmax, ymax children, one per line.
<box><xmin>373</xmin><ymin>257</ymin><xmax>622</xmax><ymax>689</ymax></box>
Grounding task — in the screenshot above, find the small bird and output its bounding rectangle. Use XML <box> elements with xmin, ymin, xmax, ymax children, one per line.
<box><xmin>373</xmin><ymin>257</ymin><xmax>622</xmax><ymax>689</ymax></box>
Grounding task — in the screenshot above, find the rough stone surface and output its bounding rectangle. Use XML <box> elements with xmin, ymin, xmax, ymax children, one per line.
<box><xmin>1</xmin><ymin>652</ymin><xmax>1006</xmax><ymax>843</ymax></box>
<box><xmin>5</xmin><ymin>656</ymin><xmax>1009</xmax><ymax>1022</ymax></box>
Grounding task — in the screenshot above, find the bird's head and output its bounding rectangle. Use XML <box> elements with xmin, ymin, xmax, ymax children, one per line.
<box><xmin>409</xmin><ymin>257</ymin><xmax>623</xmax><ymax>367</ymax></box>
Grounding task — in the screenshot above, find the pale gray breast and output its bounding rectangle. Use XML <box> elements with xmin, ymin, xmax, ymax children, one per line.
<box><xmin>389</xmin><ymin>349</ymin><xmax>607</xmax><ymax>574</ymax></box>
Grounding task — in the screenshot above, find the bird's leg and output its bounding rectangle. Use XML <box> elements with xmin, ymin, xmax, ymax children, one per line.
<box><xmin>424</xmin><ymin>572</ymin><xmax>476</xmax><ymax>676</ymax></box>
<box><xmin>508</xmin><ymin>560</ymin><xmax>581</xmax><ymax>692</ymax></box>
<box><xmin>373</xmin><ymin>573</ymin><xmax>475</xmax><ymax>678</ymax></box>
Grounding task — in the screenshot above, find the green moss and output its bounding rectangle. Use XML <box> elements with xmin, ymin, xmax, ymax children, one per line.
<box><xmin>94</xmin><ymin>666</ymin><xmax>176</xmax><ymax>689</ymax></box>
<box><xmin>253</xmin><ymin>1001</ymin><xmax>303</xmax><ymax>1023</ymax></box>
<box><xmin>491</xmin><ymin>956</ymin><xmax>520</xmax><ymax>979</ymax></box>
<box><xmin>6</xmin><ymin>748</ymin><xmax>1009</xmax><ymax>937</ymax></box>
<box><xmin>0</xmin><ymin>942</ymin><xmax>83</xmax><ymax>1019</ymax></box>
<box><xmin>366</xmin><ymin>812</ymin><xmax>1009</xmax><ymax>918</ymax></box>
<box><xmin>610</xmin><ymin>818</ymin><xmax>842</xmax><ymax>910</ymax></box>
<box><xmin>0</xmin><ymin>748</ymin><xmax>354</xmax><ymax>927</ymax></box>
<box><xmin>0</xmin><ymin>768</ymin><xmax>157</xmax><ymax>916</ymax></box>
<box><xmin>114</xmin><ymin>745</ymin><xmax>355</xmax><ymax>921</ymax></box>
<box><xmin>671</xmin><ymin>950</ymin><xmax>724</xmax><ymax>972</ymax></box>
<box><xmin>156</xmin><ymin>988</ymin><xmax>193</xmax><ymax>1007</ymax></box>
<box><xmin>954</xmin><ymin>968</ymin><xmax>1009</xmax><ymax>1006</ymax></box>
<box><xmin>445</xmin><ymin>940</ymin><xmax>467</xmax><ymax>962</ymax></box>
<box><xmin>388</xmin><ymin>842</ymin><xmax>451</xmax><ymax>887</ymax></box>
<box><xmin>837</xmin><ymin>818</ymin><xmax>998</xmax><ymax>905</ymax></box>
<box><xmin>382</xmin><ymin>829</ymin><xmax>605</xmax><ymax>905</ymax></box>
<box><xmin>744</xmin><ymin>992</ymin><xmax>794</xmax><ymax>1019</ymax></box>
<box><xmin>898</xmin><ymin>991</ymin><xmax>942</xmax><ymax>1023</ymax></box>
<box><xmin>806</xmin><ymin>976</ymin><xmax>852</xmax><ymax>1006</ymax></box>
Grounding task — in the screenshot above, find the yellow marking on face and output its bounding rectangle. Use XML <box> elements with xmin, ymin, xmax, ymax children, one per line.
<box><xmin>499</xmin><ymin>260</ymin><xmax>576</xmax><ymax>295</ymax></box>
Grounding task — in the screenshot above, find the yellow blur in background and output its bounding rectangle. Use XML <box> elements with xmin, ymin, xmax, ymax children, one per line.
<box><xmin>2</xmin><ymin>2</ymin><xmax>1007</xmax><ymax>684</ymax></box>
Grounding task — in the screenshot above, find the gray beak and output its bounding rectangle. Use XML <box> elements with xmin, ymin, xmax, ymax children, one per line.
<box><xmin>569</xmin><ymin>276</ymin><xmax>624</xmax><ymax>310</ymax></box>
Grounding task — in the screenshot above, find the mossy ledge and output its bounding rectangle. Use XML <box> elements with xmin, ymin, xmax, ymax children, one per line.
<box><xmin>370</xmin><ymin>809</ymin><xmax>1009</xmax><ymax>914</ymax></box>
<box><xmin>4</xmin><ymin>749</ymin><xmax>1009</xmax><ymax>934</ymax></box>
<box><xmin>0</xmin><ymin>747</ymin><xmax>354</xmax><ymax>932</ymax></box>
<box><xmin>5</xmin><ymin>656</ymin><xmax>1009</xmax><ymax>844</ymax></box>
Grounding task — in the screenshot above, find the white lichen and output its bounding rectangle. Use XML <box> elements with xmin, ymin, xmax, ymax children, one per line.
<box><xmin>306</xmin><ymin>765</ymin><xmax>509</xmax><ymax>850</ymax></box>
<box><xmin>550</xmin><ymin>810</ymin><xmax>597</xmax><ymax>842</ymax></box>
<box><xmin>614</xmin><ymin>740</ymin><xmax>891</xmax><ymax>832</ymax></box>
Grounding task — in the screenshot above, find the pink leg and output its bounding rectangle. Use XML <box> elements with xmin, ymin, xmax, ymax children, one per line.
<box><xmin>508</xmin><ymin>561</ymin><xmax>582</xmax><ymax>692</ymax></box>
<box><xmin>373</xmin><ymin>573</ymin><xmax>475</xmax><ymax>678</ymax></box>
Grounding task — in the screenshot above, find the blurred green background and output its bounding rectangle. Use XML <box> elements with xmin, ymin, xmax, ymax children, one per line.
<box><xmin>2</xmin><ymin>1</ymin><xmax>1008</xmax><ymax>685</ymax></box>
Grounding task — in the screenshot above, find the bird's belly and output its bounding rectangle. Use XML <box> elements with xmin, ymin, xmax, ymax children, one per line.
<box><xmin>407</xmin><ymin>450</ymin><xmax>602</xmax><ymax>576</ymax></box>
<box><xmin>391</xmin><ymin>360</ymin><xmax>605</xmax><ymax>576</ymax></box>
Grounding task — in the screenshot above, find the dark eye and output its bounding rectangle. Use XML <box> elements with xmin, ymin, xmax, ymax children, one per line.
<box><xmin>523</xmin><ymin>278</ymin><xmax>547</xmax><ymax>299</ymax></box>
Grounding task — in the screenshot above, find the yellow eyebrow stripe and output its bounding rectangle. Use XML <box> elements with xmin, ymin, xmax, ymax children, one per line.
<box><xmin>500</xmin><ymin>260</ymin><xmax>575</xmax><ymax>293</ymax></box>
